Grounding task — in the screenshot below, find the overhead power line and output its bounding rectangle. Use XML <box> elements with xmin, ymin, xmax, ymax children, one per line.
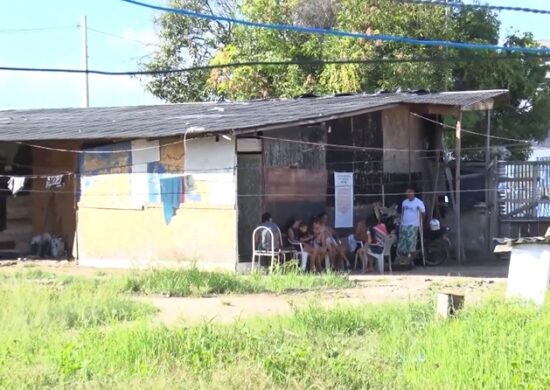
<box><xmin>86</xmin><ymin>26</ymin><xmax>157</xmax><ymax>46</ymax></box>
<box><xmin>410</xmin><ymin>112</ymin><xmax>531</xmax><ymax>143</ymax></box>
<box><xmin>0</xmin><ymin>25</ymin><xmax>77</xmax><ymax>34</ymax></box>
<box><xmin>0</xmin><ymin>54</ymin><xmax>547</xmax><ymax>76</ymax></box>
<box><xmin>395</xmin><ymin>1</ymin><xmax>550</xmax><ymax>15</ymax></box>
<box><xmin>120</xmin><ymin>0</ymin><xmax>550</xmax><ymax>55</ymax></box>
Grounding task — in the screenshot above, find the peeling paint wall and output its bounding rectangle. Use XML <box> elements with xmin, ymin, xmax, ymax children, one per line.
<box><xmin>77</xmin><ymin>136</ymin><xmax>237</xmax><ymax>270</ymax></box>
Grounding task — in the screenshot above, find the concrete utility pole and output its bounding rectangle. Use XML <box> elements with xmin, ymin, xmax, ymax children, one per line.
<box><xmin>81</xmin><ymin>15</ymin><xmax>89</xmax><ymax>108</ymax></box>
<box><xmin>455</xmin><ymin>112</ymin><xmax>462</xmax><ymax>264</ymax></box>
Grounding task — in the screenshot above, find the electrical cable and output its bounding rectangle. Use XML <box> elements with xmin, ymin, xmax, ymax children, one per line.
<box><xmin>257</xmin><ymin>135</ymin><xmax>529</xmax><ymax>154</ymax></box>
<box><xmin>15</xmin><ymin>134</ymin><xmax>529</xmax><ymax>156</ymax></box>
<box><xmin>0</xmin><ymin>54</ymin><xmax>547</xmax><ymax>76</ymax></box>
<box><xmin>394</xmin><ymin>1</ymin><xmax>550</xmax><ymax>15</ymax></box>
<box><xmin>0</xmin><ymin>187</ymin><xmax>512</xmax><ymax>197</ymax></box>
<box><xmin>15</xmin><ymin>138</ymin><xmax>188</xmax><ymax>154</ymax></box>
<box><xmin>410</xmin><ymin>112</ymin><xmax>531</xmax><ymax>143</ymax></box>
<box><xmin>119</xmin><ymin>0</ymin><xmax>550</xmax><ymax>54</ymax></box>
<box><xmin>0</xmin><ymin>25</ymin><xmax>77</xmax><ymax>34</ymax></box>
<box><xmin>86</xmin><ymin>26</ymin><xmax>158</xmax><ymax>46</ymax></box>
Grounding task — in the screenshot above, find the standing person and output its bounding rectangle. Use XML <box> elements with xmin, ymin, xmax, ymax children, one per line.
<box><xmin>397</xmin><ymin>187</ymin><xmax>426</xmax><ymax>257</ymax></box>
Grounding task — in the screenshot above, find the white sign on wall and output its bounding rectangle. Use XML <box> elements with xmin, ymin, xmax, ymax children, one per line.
<box><xmin>507</xmin><ymin>244</ymin><xmax>550</xmax><ymax>306</ymax></box>
<box><xmin>334</xmin><ymin>172</ymin><xmax>354</xmax><ymax>228</ymax></box>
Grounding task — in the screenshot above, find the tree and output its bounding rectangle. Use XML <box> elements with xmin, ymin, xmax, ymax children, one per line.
<box><xmin>143</xmin><ymin>0</ymin><xmax>237</xmax><ymax>102</ymax></box>
<box><xmin>143</xmin><ymin>0</ymin><xmax>550</xmax><ymax>159</ymax></box>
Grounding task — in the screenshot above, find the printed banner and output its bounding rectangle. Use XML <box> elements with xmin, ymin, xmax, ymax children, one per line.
<box><xmin>334</xmin><ymin>172</ymin><xmax>353</xmax><ymax>228</ymax></box>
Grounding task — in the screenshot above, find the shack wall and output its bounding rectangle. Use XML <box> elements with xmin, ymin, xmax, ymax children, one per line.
<box><xmin>382</xmin><ymin>106</ymin><xmax>424</xmax><ymax>174</ymax></box>
<box><xmin>326</xmin><ymin>113</ymin><xmax>383</xmax><ymax>206</ymax></box>
<box><xmin>32</xmin><ymin>141</ymin><xmax>80</xmax><ymax>255</ymax></box>
<box><xmin>76</xmin><ymin>136</ymin><xmax>237</xmax><ymax>270</ymax></box>
<box><xmin>263</xmin><ymin>126</ymin><xmax>327</xmax><ymax>226</ymax></box>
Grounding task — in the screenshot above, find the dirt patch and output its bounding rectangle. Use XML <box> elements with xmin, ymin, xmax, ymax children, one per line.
<box><xmin>142</xmin><ymin>275</ymin><xmax>505</xmax><ymax>325</ymax></box>
<box><xmin>0</xmin><ymin>261</ymin><xmax>508</xmax><ymax>325</ymax></box>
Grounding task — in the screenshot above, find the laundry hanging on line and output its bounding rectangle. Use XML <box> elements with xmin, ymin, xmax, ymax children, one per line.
<box><xmin>45</xmin><ymin>175</ymin><xmax>64</xmax><ymax>189</ymax></box>
<box><xmin>160</xmin><ymin>176</ymin><xmax>182</xmax><ymax>225</ymax></box>
<box><xmin>7</xmin><ymin>176</ymin><xmax>26</xmax><ymax>196</ymax></box>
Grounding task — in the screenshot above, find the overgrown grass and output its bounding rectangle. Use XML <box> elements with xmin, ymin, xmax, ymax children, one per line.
<box><xmin>123</xmin><ymin>267</ymin><xmax>356</xmax><ymax>297</ymax></box>
<box><xmin>0</xmin><ymin>270</ymin><xmax>548</xmax><ymax>389</ymax></box>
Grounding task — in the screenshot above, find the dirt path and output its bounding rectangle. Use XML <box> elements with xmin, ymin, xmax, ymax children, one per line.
<box><xmin>141</xmin><ymin>275</ymin><xmax>505</xmax><ymax>325</ymax></box>
<box><xmin>1</xmin><ymin>260</ymin><xmax>508</xmax><ymax>325</ymax></box>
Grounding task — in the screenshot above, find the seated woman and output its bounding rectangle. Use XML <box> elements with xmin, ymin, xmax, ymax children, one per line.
<box><xmin>286</xmin><ymin>218</ymin><xmax>301</xmax><ymax>248</ymax></box>
<box><xmin>286</xmin><ymin>218</ymin><xmax>320</xmax><ymax>271</ymax></box>
<box><xmin>319</xmin><ymin>212</ymin><xmax>350</xmax><ymax>270</ymax></box>
<box><xmin>354</xmin><ymin>216</ymin><xmax>369</xmax><ymax>272</ymax></box>
<box><xmin>311</xmin><ymin>218</ymin><xmax>329</xmax><ymax>272</ymax></box>
<box><xmin>363</xmin><ymin>214</ymin><xmax>389</xmax><ymax>273</ymax></box>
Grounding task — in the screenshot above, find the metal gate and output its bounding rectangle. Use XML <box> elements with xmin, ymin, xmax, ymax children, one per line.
<box><xmin>498</xmin><ymin>161</ymin><xmax>550</xmax><ymax>236</ymax></box>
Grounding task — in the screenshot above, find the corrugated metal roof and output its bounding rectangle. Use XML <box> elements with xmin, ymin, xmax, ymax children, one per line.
<box><xmin>0</xmin><ymin>90</ymin><xmax>508</xmax><ymax>141</ymax></box>
<box><xmin>401</xmin><ymin>89</ymin><xmax>508</xmax><ymax>108</ymax></box>
<box><xmin>493</xmin><ymin>228</ymin><xmax>550</xmax><ymax>253</ymax></box>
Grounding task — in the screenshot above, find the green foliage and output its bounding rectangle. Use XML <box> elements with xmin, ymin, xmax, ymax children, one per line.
<box><xmin>142</xmin><ymin>0</ymin><xmax>238</xmax><ymax>102</ymax></box>
<box><xmin>144</xmin><ymin>0</ymin><xmax>550</xmax><ymax>159</ymax></box>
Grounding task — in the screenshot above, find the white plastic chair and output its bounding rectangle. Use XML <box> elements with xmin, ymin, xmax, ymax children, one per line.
<box><xmin>349</xmin><ymin>234</ymin><xmax>365</xmax><ymax>271</ymax></box>
<box><xmin>252</xmin><ymin>226</ymin><xmax>294</xmax><ymax>272</ymax></box>
<box><xmin>288</xmin><ymin>238</ymin><xmax>308</xmax><ymax>271</ymax></box>
<box><xmin>367</xmin><ymin>233</ymin><xmax>397</xmax><ymax>274</ymax></box>
<box><xmin>252</xmin><ymin>226</ymin><xmax>279</xmax><ymax>272</ymax></box>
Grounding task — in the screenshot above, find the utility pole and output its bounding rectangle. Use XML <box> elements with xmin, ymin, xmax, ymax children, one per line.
<box><xmin>81</xmin><ymin>15</ymin><xmax>89</xmax><ymax>108</ymax></box>
<box><xmin>455</xmin><ymin>112</ymin><xmax>462</xmax><ymax>264</ymax></box>
<box><xmin>485</xmin><ymin>110</ymin><xmax>492</xmax><ymax>254</ymax></box>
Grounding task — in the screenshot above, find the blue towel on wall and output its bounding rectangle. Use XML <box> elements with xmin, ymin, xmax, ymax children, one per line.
<box><xmin>160</xmin><ymin>177</ymin><xmax>181</xmax><ymax>224</ymax></box>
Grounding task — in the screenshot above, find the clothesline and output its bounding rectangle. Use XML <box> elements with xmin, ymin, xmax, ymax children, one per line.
<box><xmin>5</xmin><ymin>174</ymin><xmax>66</xmax><ymax>196</ymax></box>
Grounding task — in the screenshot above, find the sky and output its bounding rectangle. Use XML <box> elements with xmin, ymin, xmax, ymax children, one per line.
<box><xmin>1</xmin><ymin>0</ymin><xmax>550</xmax><ymax>110</ymax></box>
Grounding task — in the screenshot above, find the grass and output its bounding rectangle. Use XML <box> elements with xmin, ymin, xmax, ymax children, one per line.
<box><xmin>0</xmin><ymin>269</ymin><xmax>548</xmax><ymax>388</ymax></box>
<box><xmin>123</xmin><ymin>266</ymin><xmax>356</xmax><ymax>297</ymax></box>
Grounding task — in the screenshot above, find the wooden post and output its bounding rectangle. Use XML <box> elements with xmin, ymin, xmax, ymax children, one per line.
<box><xmin>485</xmin><ymin>110</ymin><xmax>491</xmax><ymax>253</ymax></box>
<box><xmin>491</xmin><ymin>156</ymin><xmax>499</xmax><ymax>243</ymax></box>
<box><xmin>430</xmin><ymin>150</ymin><xmax>441</xmax><ymax>220</ymax></box>
<box><xmin>437</xmin><ymin>292</ymin><xmax>465</xmax><ymax>319</ymax></box>
<box><xmin>455</xmin><ymin>112</ymin><xmax>462</xmax><ymax>264</ymax></box>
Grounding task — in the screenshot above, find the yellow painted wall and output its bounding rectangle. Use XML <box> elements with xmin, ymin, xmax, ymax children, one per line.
<box><xmin>77</xmin><ymin>206</ymin><xmax>237</xmax><ymax>269</ymax></box>
<box><xmin>76</xmin><ymin>137</ymin><xmax>238</xmax><ymax>270</ymax></box>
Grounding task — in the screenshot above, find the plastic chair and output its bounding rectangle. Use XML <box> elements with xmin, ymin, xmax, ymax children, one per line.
<box><xmin>252</xmin><ymin>226</ymin><xmax>294</xmax><ymax>272</ymax></box>
<box><xmin>287</xmin><ymin>238</ymin><xmax>308</xmax><ymax>271</ymax></box>
<box><xmin>252</xmin><ymin>226</ymin><xmax>279</xmax><ymax>272</ymax></box>
<box><xmin>349</xmin><ymin>234</ymin><xmax>365</xmax><ymax>271</ymax></box>
<box><xmin>367</xmin><ymin>233</ymin><xmax>397</xmax><ymax>274</ymax></box>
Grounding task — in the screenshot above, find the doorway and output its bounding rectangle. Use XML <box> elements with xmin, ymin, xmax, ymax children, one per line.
<box><xmin>237</xmin><ymin>153</ymin><xmax>263</xmax><ymax>262</ymax></box>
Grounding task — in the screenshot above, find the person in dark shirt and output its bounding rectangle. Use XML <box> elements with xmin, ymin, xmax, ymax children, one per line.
<box><xmin>258</xmin><ymin>212</ymin><xmax>281</xmax><ymax>250</ymax></box>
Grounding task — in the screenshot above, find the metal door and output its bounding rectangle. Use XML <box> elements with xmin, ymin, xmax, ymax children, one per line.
<box><xmin>237</xmin><ymin>154</ymin><xmax>263</xmax><ymax>262</ymax></box>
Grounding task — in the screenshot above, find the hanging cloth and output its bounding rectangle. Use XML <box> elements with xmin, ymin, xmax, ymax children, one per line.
<box><xmin>45</xmin><ymin>175</ymin><xmax>64</xmax><ymax>189</ymax></box>
<box><xmin>7</xmin><ymin>176</ymin><xmax>26</xmax><ymax>196</ymax></box>
<box><xmin>160</xmin><ymin>176</ymin><xmax>182</xmax><ymax>224</ymax></box>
